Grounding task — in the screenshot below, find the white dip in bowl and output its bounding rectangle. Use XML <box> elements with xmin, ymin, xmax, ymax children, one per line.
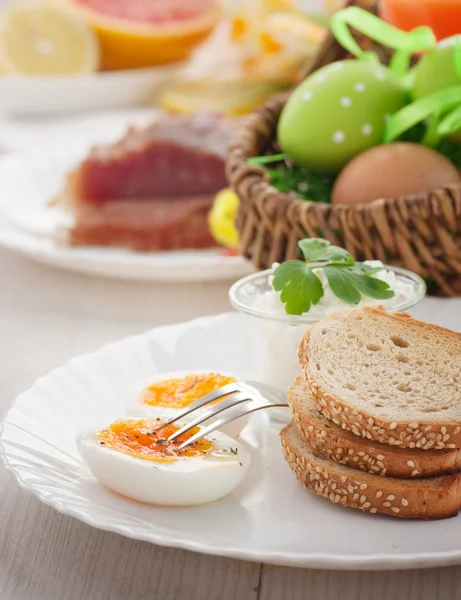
<box><xmin>229</xmin><ymin>262</ymin><xmax>426</xmax><ymax>423</ymax></box>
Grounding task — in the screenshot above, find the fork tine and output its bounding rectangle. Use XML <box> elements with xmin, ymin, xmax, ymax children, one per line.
<box><xmin>154</xmin><ymin>382</ymin><xmax>240</xmax><ymax>430</ymax></box>
<box><xmin>167</xmin><ymin>391</ymin><xmax>251</xmax><ymax>441</ymax></box>
<box><xmin>177</xmin><ymin>402</ymin><xmax>289</xmax><ymax>450</ymax></box>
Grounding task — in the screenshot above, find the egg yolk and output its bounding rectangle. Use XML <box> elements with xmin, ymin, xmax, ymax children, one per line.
<box><xmin>97</xmin><ymin>419</ymin><xmax>213</xmax><ymax>461</ymax></box>
<box><xmin>139</xmin><ymin>373</ymin><xmax>236</xmax><ymax>409</ymax></box>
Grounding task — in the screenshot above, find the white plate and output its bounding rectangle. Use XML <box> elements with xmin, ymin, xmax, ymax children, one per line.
<box><xmin>0</xmin><ymin>65</ymin><xmax>181</xmax><ymax>115</ymax></box>
<box><xmin>0</xmin><ymin>147</ymin><xmax>253</xmax><ymax>282</ymax></box>
<box><xmin>2</xmin><ymin>311</ymin><xmax>461</xmax><ymax>571</ymax></box>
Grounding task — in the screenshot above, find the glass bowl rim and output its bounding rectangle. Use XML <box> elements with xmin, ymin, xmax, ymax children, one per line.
<box><xmin>229</xmin><ymin>265</ymin><xmax>427</xmax><ymax>325</ymax></box>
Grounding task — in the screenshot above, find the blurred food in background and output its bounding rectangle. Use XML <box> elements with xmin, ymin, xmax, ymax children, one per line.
<box><xmin>54</xmin><ymin>110</ymin><xmax>240</xmax><ymax>252</ymax></box>
<box><xmin>63</xmin><ymin>0</ymin><xmax>220</xmax><ymax>70</ymax></box>
<box><xmin>322</xmin><ymin>0</ymin><xmax>347</xmax><ymax>15</ymax></box>
<box><xmin>0</xmin><ymin>0</ymin><xmax>332</xmax><ymax>115</ymax></box>
<box><xmin>380</xmin><ymin>0</ymin><xmax>461</xmax><ymax>41</ymax></box>
<box><xmin>0</xmin><ymin>3</ymin><xmax>100</xmax><ymax>75</ymax></box>
<box><xmin>161</xmin><ymin>0</ymin><xmax>329</xmax><ymax>115</ymax></box>
<box><xmin>0</xmin><ymin>0</ymin><xmax>220</xmax><ymax>75</ymax></box>
<box><xmin>228</xmin><ymin>0</ymin><xmax>326</xmax><ymax>86</ymax></box>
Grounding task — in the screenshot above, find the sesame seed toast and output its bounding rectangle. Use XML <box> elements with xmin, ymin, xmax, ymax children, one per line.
<box><xmin>281</xmin><ymin>421</ymin><xmax>461</xmax><ymax>519</ymax></box>
<box><xmin>299</xmin><ymin>306</ymin><xmax>461</xmax><ymax>450</ymax></box>
<box><xmin>288</xmin><ymin>377</ymin><xmax>461</xmax><ymax>479</ymax></box>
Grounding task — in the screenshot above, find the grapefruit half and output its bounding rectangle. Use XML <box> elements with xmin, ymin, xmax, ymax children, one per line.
<box><xmin>63</xmin><ymin>0</ymin><xmax>220</xmax><ymax>70</ymax></box>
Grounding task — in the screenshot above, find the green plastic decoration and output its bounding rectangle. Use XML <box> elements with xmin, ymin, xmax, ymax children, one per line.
<box><xmin>330</xmin><ymin>7</ymin><xmax>436</xmax><ymax>75</ymax></box>
<box><xmin>331</xmin><ymin>8</ymin><xmax>461</xmax><ymax>145</ymax></box>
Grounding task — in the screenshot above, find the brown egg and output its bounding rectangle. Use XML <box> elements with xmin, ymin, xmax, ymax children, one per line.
<box><xmin>331</xmin><ymin>143</ymin><xmax>461</xmax><ymax>206</ymax></box>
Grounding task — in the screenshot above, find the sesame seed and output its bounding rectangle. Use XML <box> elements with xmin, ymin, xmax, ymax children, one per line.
<box><xmin>341</xmin><ymin>475</ymin><xmax>347</xmax><ymax>483</ymax></box>
<box><xmin>391</xmin><ymin>507</ymin><xmax>400</xmax><ymax>514</ymax></box>
<box><xmin>408</xmin><ymin>422</ymin><xmax>419</xmax><ymax>429</ymax></box>
<box><xmin>443</xmin><ymin>434</ymin><xmax>450</xmax><ymax>442</ymax></box>
<box><xmin>376</xmin><ymin>491</ymin><xmax>383</xmax><ymax>498</ymax></box>
<box><xmin>360</xmin><ymin>483</ymin><xmax>368</xmax><ymax>490</ymax></box>
<box><xmin>358</xmin><ymin>451</ymin><xmax>365</xmax><ymax>457</ymax></box>
<box><xmin>353</xmin><ymin>493</ymin><xmax>359</xmax><ymax>501</ymax></box>
<box><xmin>447</xmin><ymin>443</ymin><xmax>457</xmax><ymax>448</ymax></box>
<box><xmin>411</xmin><ymin>469</ymin><xmax>419</xmax><ymax>477</ymax></box>
<box><xmin>348</xmin><ymin>449</ymin><xmax>355</xmax><ymax>455</ymax></box>
<box><xmin>389</xmin><ymin>422</ymin><xmax>397</xmax><ymax>430</ymax></box>
<box><xmin>383</xmin><ymin>501</ymin><xmax>392</xmax><ymax>507</ymax></box>
<box><xmin>454</xmin><ymin>427</ymin><xmax>461</xmax><ymax>435</ymax></box>
<box><xmin>401</xmin><ymin>498</ymin><xmax>408</xmax><ymax>506</ymax></box>
<box><xmin>376</xmin><ymin>454</ymin><xmax>385</xmax><ymax>460</ymax></box>
<box><xmin>407</xmin><ymin>460</ymin><xmax>415</xmax><ymax>468</ymax></box>
<box><xmin>370</xmin><ymin>508</ymin><xmax>377</xmax><ymax>514</ymax></box>
<box><xmin>360</xmin><ymin>495</ymin><xmax>366</xmax><ymax>503</ymax></box>
<box><xmin>363</xmin><ymin>502</ymin><xmax>371</xmax><ymax>509</ymax></box>
<box><xmin>441</xmin><ymin>426</ymin><xmax>447</xmax><ymax>435</ymax></box>
<box><xmin>387</xmin><ymin>495</ymin><xmax>395</xmax><ymax>501</ymax></box>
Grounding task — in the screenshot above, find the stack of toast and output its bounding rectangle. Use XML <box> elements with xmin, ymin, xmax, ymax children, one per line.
<box><xmin>281</xmin><ymin>306</ymin><xmax>461</xmax><ymax>519</ymax></box>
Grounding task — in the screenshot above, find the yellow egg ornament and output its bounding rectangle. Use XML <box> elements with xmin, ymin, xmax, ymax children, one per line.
<box><xmin>208</xmin><ymin>189</ymin><xmax>239</xmax><ymax>250</ymax></box>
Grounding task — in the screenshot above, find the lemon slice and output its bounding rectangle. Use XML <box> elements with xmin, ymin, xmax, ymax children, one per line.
<box><xmin>0</xmin><ymin>3</ymin><xmax>99</xmax><ymax>75</ymax></box>
<box><xmin>208</xmin><ymin>189</ymin><xmax>239</xmax><ymax>250</ymax></box>
<box><xmin>160</xmin><ymin>77</ymin><xmax>284</xmax><ymax>116</ymax></box>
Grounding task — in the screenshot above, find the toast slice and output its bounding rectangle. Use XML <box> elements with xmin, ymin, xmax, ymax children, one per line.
<box><xmin>281</xmin><ymin>421</ymin><xmax>461</xmax><ymax>519</ymax></box>
<box><xmin>289</xmin><ymin>377</ymin><xmax>461</xmax><ymax>478</ymax></box>
<box><xmin>299</xmin><ymin>306</ymin><xmax>461</xmax><ymax>450</ymax></box>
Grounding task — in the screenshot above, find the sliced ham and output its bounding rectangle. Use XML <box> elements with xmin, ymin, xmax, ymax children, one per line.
<box><xmin>56</xmin><ymin>111</ymin><xmax>238</xmax><ymax>251</ymax></box>
<box><xmin>69</xmin><ymin>196</ymin><xmax>216</xmax><ymax>251</ymax></box>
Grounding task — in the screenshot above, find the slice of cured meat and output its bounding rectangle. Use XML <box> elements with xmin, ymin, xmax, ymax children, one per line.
<box><xmin>56</xmin><ymin>111</ymin><xmax>238</xmax><ymax>251</ymax></box>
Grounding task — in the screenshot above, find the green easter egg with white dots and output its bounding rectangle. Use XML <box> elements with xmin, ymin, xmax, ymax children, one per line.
<box><xmin>277</xmin><ymin>60</ymin><xmax>407</xmax><ymax>174</ymax></box>
<box><xmin>413</xmin><ymin>38</ymin><xmax>461</xmax><ymax>100</ymax></box>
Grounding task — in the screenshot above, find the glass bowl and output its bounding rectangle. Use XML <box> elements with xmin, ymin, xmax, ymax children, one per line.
<box><xmin>229</xmin><ymin>265</ymin><xmax>426</xmax><ymax>424</ymax></box>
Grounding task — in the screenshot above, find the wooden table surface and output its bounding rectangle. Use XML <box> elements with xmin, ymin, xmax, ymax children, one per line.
<box><xmin>2</xmin><ymin>247</ymin><xmax>461</xmax><ymax>600</ymax></box>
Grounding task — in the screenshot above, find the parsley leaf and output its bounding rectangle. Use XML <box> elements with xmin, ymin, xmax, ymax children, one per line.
<box><xmin>323</xmin><ymin>266</ymin><xmax>362</xmax><ymax>305</ymax></box>
<box><xmin>272</xmin><ymin>237</ymin><xmax>396</xmax><ymax>315</ymax></box>
<box><xmin>323</xmin><ymin>264</ymin><xmax>395</xmax><ymax>305</ymax></box>
<box><xmin>298</xmin><ymin>238</ymin><xmax>354</xmax><ymax>265</ymax></box>
<box><xmin>272</xmin><ymin>260</ymin><xmax>323</xmax><ymax>315</ymax></box>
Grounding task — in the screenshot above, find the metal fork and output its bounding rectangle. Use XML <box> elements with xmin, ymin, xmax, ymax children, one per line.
<box><xmin>155</xmin><ymin>381</ymin><xmax>289</xmax><ymax>450</ymax></box>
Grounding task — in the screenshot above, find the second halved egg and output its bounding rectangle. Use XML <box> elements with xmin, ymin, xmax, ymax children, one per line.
<box><xmin>126</xmin><ymin>371</ymin><xmax>249</xmax><ymax>438</ymax></box>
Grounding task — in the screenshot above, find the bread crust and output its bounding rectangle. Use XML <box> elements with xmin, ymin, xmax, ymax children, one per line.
<box><xmin>281</xmin><ymin>422</ymin><xmax>461</xmax><ymax>520</ymax></box>
<box><xmin>299</xmin><ymin>307</ymin><xmax>461</xmax><ymax>450</ymax></box>
<box><xmin>289</xmin><ymin>377</ymin><xmax>461</xmax><ymax>478</ymax></box>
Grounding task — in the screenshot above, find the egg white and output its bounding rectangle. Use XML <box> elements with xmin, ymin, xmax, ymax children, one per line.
<box><xmin>126</xmin><ymin>370</ymin><xmax>249</xmax><ymax>438</ymax></box>
<box><xmin>77</xmin><ymin>425</ymin><xmax>251</xmax><ymax>506</ymax></box>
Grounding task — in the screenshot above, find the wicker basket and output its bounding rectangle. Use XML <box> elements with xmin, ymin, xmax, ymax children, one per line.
<box><xmin>227</xmin><ymin>0</ymin><xmax>461</xmax><ymax>296</ymax></box>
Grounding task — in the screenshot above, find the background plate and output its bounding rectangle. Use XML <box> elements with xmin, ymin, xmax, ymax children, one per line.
<box><xmin>2</xmin><ymin>312</ymin><xmax>461</xmax><ymax>570</ymax></box>
<box><xmin>0</xmin><ymin>64</ymin><xmax>182</xmax><ymax>115</ymax></box>
<box><xmin>0</xmin><ymin>147</ymin><xmax>253</xmax><ymax>282</ymax></box>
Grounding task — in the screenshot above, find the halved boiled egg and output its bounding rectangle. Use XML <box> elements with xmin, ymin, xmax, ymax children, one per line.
<box><xmin>126</xmin><ymin>371</ymin><xmax>249</xmax><ymax>438</ymax></box>
<box><xmin>77</xmin><ymin>418</ymin><xmax>250</xmax><ymax>506</ymax></box>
